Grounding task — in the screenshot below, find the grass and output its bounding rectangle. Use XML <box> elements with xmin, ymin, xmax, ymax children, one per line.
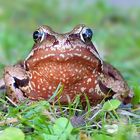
<box><xmin>0</xmin><ymin>0</ymin><xmax>140</xmax><ymax>139</ymax></box>
<box><xmin>0</xmin><ymin>93</ymin><xmax>140</xmax><ymax>140</ymax></box>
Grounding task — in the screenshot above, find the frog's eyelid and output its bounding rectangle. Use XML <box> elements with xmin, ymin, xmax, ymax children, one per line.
<box><xmin>40</xmin><ymin>27</ymin><xmax>50</xmax><ymax>34</ymax></box>
<box><xmin>79</xmin><ymin>27</ymin><xmax>86</xmax><ymax>41</ymax></box>
<box><xmin>40</xmin><ymin>27</ymin><xmax>51</xmax><ymax>42</ymax></box>
<box><xmin>80</xmin><ymin>32</ymin><xmax>84</xmax><ymax>42</ymax></box>
<box><xmin>37</xmin><ymin>29</ymin><xmax>46</xmax><ymax>42</ymax></box>
<box><xmin>40</xmin><ymin>31</ymin><xmax>45</xmax><ymax>42</ymax></box>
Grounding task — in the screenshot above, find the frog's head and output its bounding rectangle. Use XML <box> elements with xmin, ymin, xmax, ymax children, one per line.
<box><xmin>25</xmin><ymin>24</ymin><xmax>102</xmax><ymax>72</ymax></box>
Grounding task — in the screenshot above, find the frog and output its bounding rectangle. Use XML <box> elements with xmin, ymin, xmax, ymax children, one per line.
<box><xmin>0</xmin><ymin>24</ymin><xmax>133</xmax><ymax>105</ymax></box>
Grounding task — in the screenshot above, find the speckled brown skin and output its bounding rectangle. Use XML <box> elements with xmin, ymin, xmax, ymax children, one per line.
<box><xmin>1</xmin><ymin>24</ymin><xmax>133</xmax><ymax>105</ymax></box>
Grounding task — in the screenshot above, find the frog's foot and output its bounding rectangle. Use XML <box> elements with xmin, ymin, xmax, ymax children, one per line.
<box><xmin>4</xmin><ymin>65</ymin><xmax>29</xmax><ymax>105</ymax></box>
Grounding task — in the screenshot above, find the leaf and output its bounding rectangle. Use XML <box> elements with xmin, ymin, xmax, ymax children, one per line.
<box><xmin>44</xmin><ymin>117</ymin><xmax>73</xmax><ymax>140</ymax></box>
<box><xmin>92</xmin><ymin>133</ymin><xmax>113</xmax><ymax>140</ymax></box>
<box><xmin>0</xmin><ymin>127</ymin><xmax>25</xmax><ymax>140</ymax></box>
<box><xmin>47</xmin><ymin>117</ymin><xmax>73</xmax><ymax>140</ymax></box>
<box><xmin>41</xmin><ymin>134</ymin><xmax>59</xmax><ymax>140</ymax></box>
<box><xmin>102</xmin><ymin>99</ymin><xmax>121</xmax><ymax>111</ymax></box>
<box><xmin>53</xmin><ymin>117</ymin><xmax>73</xmax><ymax>135</ymax></box>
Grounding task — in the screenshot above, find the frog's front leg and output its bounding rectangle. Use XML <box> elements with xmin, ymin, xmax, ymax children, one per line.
<box><xmin>4</xmin><ymin>65</ymin><xmax>29</xmax><ymax>104</ymax></box>
<box><xmin>99</xmin><ymin>62</ymin><xmax>133</xmax><ymax>104</ymax></box>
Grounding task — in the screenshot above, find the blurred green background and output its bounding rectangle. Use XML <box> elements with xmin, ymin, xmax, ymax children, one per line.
<box><xmin>0</xmin><ymin>0</ymin><xmax>140</xmax><ymax>87</ymax></box>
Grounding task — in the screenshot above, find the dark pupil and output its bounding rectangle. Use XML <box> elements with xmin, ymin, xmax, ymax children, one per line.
<box><xmin>33</xmin><ymin>31</ymin><xmax>42</xmax><ymax>42</ymax></box>
<box><xmin>82</xmin><ymin>28</ymin><xmax>93</xmax><ymax>41</ymax></box>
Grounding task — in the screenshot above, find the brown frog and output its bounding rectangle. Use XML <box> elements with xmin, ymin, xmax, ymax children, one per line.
<box><xmin>0</xmin><ymin>24</ymin><xmax>133</xmax><ymax>105</ymax></box>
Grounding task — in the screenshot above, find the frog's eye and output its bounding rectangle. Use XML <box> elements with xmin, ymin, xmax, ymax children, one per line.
<box><xmin>80</xmin><ymin>28</ymin><xmax>93</xmax><ymax>42</ymax></box>
<box><xmin>33</xmin><ymin>30</ymin><xmax>44</xmax><ymax>43</ymax></box>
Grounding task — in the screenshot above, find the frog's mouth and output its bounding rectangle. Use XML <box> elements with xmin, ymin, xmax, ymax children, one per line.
<box><xmin>25</xmin><ymin>47</ymin><xmax>102</xmax><ymax>70</ymax></box>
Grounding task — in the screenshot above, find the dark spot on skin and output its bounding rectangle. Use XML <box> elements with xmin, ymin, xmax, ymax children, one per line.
<box><xmin>19</xmin><ymin>62</ymin><xmax>25</xmax><ymax>68</ymax></box>
<box><xmin>45</xmin><ymin>34</ymin><xmax>56</xmax><ymax>43</ymax></box>
<box><xmin>122</xmin><ymin>95</ymin><xmax>132</xmax><ymax>105</ymax></box>
<box><xmin>64</xmin><ymin>38</ymin><xmax>71</xmax><ymax>46</ymax></box>
<box><xmin>69</xmin><ymin>33</ymin><xmax>80</xmax><ymax>39</ymax></box>
<box><xmin>53</xmin><ymin>40</ymin><xmax>59</xmax><ymax>46</ymax></box>
<box><xmin>108</xmin><ymin>71</ymin><xmax>117</xmax><ymax>79</ymax></box>
<box><xmin>13</xmin><ymin>77</ymin><xmax>29</xmax><ymax>88</ymax></box>
<box><xmin>24</xmin><ymin>62</ymin><xmax>29</xmax><ymax>71</ymax></box>
<box><xmin>98</xmin><ymin>80</ymin><xmax>115</xmax><ymax>95</ymax></box>
<box><xmin>103</xmin><ymin>62</ymin><xmax>120</xmax><ymax>80</ymax></box>
<box><xmin>13</xmin><ymin>82</ymin><xmax>18</xmax><ymax>88</ymax></box>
